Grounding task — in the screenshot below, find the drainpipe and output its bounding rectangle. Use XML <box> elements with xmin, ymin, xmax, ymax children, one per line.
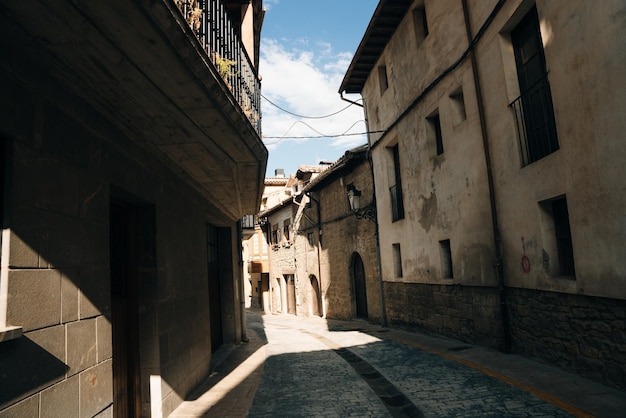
<box><xmin>462</xmin><ymin>0</ymin><xmax>512</xmax><ymax>352</ymax></box>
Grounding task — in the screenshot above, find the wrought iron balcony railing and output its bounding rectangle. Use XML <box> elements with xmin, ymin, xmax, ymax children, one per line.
<box><xmin>510</xmin><ymin>73</ymin><xmax>559</xmax><ymax>166</ymax></box>
<box><xmin>176</xmin><ymin>0</ymin><xmax>261</xmax><ymax>135</ymax></box>
<box><xmin>241</xmin><ymin>214</ymin><xmax>256</xmax><ymax>229</ymax></box>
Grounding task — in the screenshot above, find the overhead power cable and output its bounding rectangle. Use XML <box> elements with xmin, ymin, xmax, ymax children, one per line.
<box><xmin>261</xmin><ymin>94</ymin><xmax>362</xmax><ymax>119</ymax></box>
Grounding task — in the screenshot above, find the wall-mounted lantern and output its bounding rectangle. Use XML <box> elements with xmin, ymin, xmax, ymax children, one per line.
<box><xmin>347</xmin><ymin>184</ymin><xmax>376</xmax><ymax>221</ymax></box>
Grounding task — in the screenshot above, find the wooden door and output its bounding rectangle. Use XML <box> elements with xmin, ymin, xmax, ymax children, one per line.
<box><xmin>110</xmin><ymin>200</ymin><xmax>141</xmax><ymax>418</ymax></box>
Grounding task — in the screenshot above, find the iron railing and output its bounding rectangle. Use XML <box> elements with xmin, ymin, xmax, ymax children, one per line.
<box><xmin>510</xmin><ymin>73</ymin><xmax>558</xmax><ymax>166</ymax></box>
<box><xmin>241</xmin><ymin>214</ymin><xmax>256</xmax><ymax>229</ymax></box>
<box><xmin>176</xmin><ymin>0</ymin><xmax>261</xmax><ymax>134</ymax></box>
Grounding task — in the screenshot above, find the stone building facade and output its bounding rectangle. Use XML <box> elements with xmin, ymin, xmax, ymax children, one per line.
<box><xmin>260</xmin><ymin>167</ymin><xmax>326</xmax><ymax>316</ymax></box>
<box><xmin>340</xmin><ymin>0</ymin><xmax>626</xmax><ymax>389</ymax></box>
<box><xmin>297</xmin><ymin>146</ymin><xmax>382</xmax><ymax>323</ymax></box>
<box><xmin>0</xmin><ymin>0</ymin><xmax>266</xmax><ymax>416</ymax></box>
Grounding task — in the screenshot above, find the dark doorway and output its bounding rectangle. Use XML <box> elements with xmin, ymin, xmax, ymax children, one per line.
<box><xmin>110</xmin><ymin>198</ymin><xmax>142</xmax><ymax>418</ymax></box>
<box><xmin>286</xmin><ymin>274</ymin><xmax>296</xmax><ymax>315</ymax></box>
<box><xmin>309</xmin><ymin>275</ymin><xmax>322</xmax><ymax>317</ymax></box>
<box><xmin>207</xmin><ymin>224</ymin><xmax>223</xmax><ymax>352</ymax></box>
<box><xmin>351</xmin><ymin>253</ymin><xmax>368</xmax><ymax>318</ymax></box>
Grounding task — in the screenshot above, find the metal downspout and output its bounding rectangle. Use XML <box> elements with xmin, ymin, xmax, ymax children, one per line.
<box><xmin>462</xmin><ymin>0</ymin><xmax>512</xmax><ymax>352</ymax></box>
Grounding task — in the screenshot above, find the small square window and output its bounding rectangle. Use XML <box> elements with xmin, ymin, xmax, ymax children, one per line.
<box><xmin>392</xmin><ymin>243</ymin><xmax>403</xmax><ymax>278</ymax></box>
<box><xmin>427</xmin><ymin>112</ymin><xmax>444</xmax><ymax>155</ymax></box>
<box><xmin>440</xmin><ymin>239</ymin><xmax>453</xmax><ymax>279</ymax></box>
<box><xmin>539</xmin><ymin>196</ymin><xmax>575</xmax><ymax>278</ymax></box>
<box><xmin>450</xmin><ymin>88</ymin><xmax>466</xmax><ymax>125</ymax></box>
<box><xmin>378</xmin><ymin>65</ymin><xmax>389</xmax><ymax>95</ymax></box>
<box><xmin>413</xmin><ymin>7</ymin><xmax>428</xmax><ymax>47</ymax></box>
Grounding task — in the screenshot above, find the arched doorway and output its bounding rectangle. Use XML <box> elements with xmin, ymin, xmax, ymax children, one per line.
<box><xmin>309</xmin><ymin>275</ymin><xmax>322</xmax><ymax>317</ymax></box>
<box><xmin>351</xmin><ymin>252</ymin><xmax>368</xmax><ymax>318</ymax></box>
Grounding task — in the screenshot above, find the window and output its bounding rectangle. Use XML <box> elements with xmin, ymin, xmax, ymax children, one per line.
<box><xmin>307</xmin><ymin>231</ymin><xmax>315</xmax><ymax>248</ymax></box>
<box><xmin>388</xmin><ymin>144</ymin><xmax>404</xmax><ymax>222</ymax></box>
<box><xmin>392</xmin><ymin>243</ymin><xmax>403</xmax><ymax>278</ymax></box>
<box><xmin>378</xmin><ymin>65</ymin><xmax>388</xmax><ymax>95</ymax></box>
<box><xmin>271</xmin><ymin>223</ymin><xmax>279</xmax><ymax>245</ymax></box>
<box><xmin>539</xmin><ymin>196</ymin><xmax>575</xmax><ymax>277</ymax></box>
<box><xmin>283</xmin><ymin>219</ymin><xmax>290</xmax><ymax>242</ymax></box>
<box><xmin>439</xmin><ymin>239</ymin><xmax>453</xmax><ymax>279</ymax></box>
<box><xmin>510</xmin><ymin>7</ymin><xmax>558</xmax><ymax>166</ymax></box>
<box><xmin>413</xmin><ymin>7</ymin><xmax>428</xmax><ymax>47</ymax></box>
<box><xmin>427</xmin><ymin>111</ymin><xmax>443</xmax><ymax>155</ymax></box>
<box><xmin>450</xmin><ymin>88</ymin><xmax>466</xmax><ymax>125</ymax></box>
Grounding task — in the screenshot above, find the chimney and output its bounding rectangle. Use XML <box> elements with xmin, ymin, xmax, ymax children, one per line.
<box><xmin>274</xmin><ymin>168</ymin><xmax>285</xmax><ymax>178</ymax></box>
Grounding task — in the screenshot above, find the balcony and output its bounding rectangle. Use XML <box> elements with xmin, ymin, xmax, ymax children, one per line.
<box><xmin>0</xmin><ymin>0</ymin><xmax>268</xmax><ymax>220</ymax></box>
<box><xmin>176</xmin><ymin>0</ymin><xmax>261</xmax><ymax>134</ymax></box>
<box><xmin>510</xmin><ymin>74</ymin><xmax>559</xmax><ymax>166</ymax></box>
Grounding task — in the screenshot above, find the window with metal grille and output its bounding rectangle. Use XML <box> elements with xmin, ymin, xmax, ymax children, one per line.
<box><xmin>510</xmin><ymin>7</ymin><xmax>558</xmax><ymax>166</ymax></box>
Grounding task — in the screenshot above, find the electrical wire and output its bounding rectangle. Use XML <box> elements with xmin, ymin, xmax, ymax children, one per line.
<box><xmin>261</xmin><ymin>94</ymin><xmax>362</xmax><ymax>119</ymax></box>
<box><xmin>262</xmin><ymin>119</ymin><xmax>377</xmax><ymax>145</ymax></box>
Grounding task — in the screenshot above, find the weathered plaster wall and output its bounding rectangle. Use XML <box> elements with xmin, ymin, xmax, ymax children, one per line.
<box><xmin>357</xmin><ymin>0</ymin><xmax>626</xmax><ymax>388</ymax></box>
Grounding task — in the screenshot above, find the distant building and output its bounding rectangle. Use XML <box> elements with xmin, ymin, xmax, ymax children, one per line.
<box><xmin>0</xmin><ymin>0</ymin><xmax>266</xmax><ymax>416</ymax></box>
<box><xmin>340</xmin><ymin>0</ymin><xmax>626</xmax><ymax>389</ymax></box>
<box><xmin>259</xmin><ymin>166</ymin><xmax>326</xmax><ymax>316</ymax></box>
<box><xmin>241</xmin><ymin>173</ymin><xmax>289</xmax><ymax>312</ymax></box>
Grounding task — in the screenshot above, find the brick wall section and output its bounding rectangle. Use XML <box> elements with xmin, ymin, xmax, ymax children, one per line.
<box><xmin>508</xmin><ymin>288</ymin><xmax>626</xmax><ymax>389</ymax></box>
<box><xmin>384</xmin><ymin>282</ymin><xmax>504</xmax><ymax>350</ymax></box>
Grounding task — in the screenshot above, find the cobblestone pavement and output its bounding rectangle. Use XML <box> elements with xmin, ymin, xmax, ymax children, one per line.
<box><xmin>170</xmin><ymin>310</ymin><xmax>626</xmax><ymax>418</ymax></box>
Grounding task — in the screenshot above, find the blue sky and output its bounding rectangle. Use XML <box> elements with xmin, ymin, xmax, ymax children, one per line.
<box><xmin>260</xmin><ymin>0</ymin><xmax>378</xmax><ymax>177</ymax></box>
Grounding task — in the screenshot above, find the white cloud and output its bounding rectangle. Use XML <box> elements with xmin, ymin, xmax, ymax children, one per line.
<box><xmin>260</xmin><ymin>39</ymin><xmax>367</xmax><ymax>154</ymax></box>
<box><xmin>263</xmin><ymin>0</ymin><xmax>279</xmax><ymax>12</ymax></box>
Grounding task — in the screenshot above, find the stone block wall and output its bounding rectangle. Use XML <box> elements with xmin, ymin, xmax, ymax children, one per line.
<box><xmin>508</xmin><ymin>288</ymin><xmax>626</xmax><ymax>390</ymax></box>
<box><xmin>0</xmin><ymin>42</ymin><xmax>220</xmax><ymax>416</ymax></box>
<box><xmin>384</xmin><ymin>282</ymin><xmax>504</xmax><ymax>349</ymax></box>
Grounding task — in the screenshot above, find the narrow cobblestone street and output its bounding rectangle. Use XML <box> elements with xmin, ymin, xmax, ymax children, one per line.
<box><xmin>170</xmin><ymin>310</ymin><xmax>626</xmax><ymax>417</ymax></box>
